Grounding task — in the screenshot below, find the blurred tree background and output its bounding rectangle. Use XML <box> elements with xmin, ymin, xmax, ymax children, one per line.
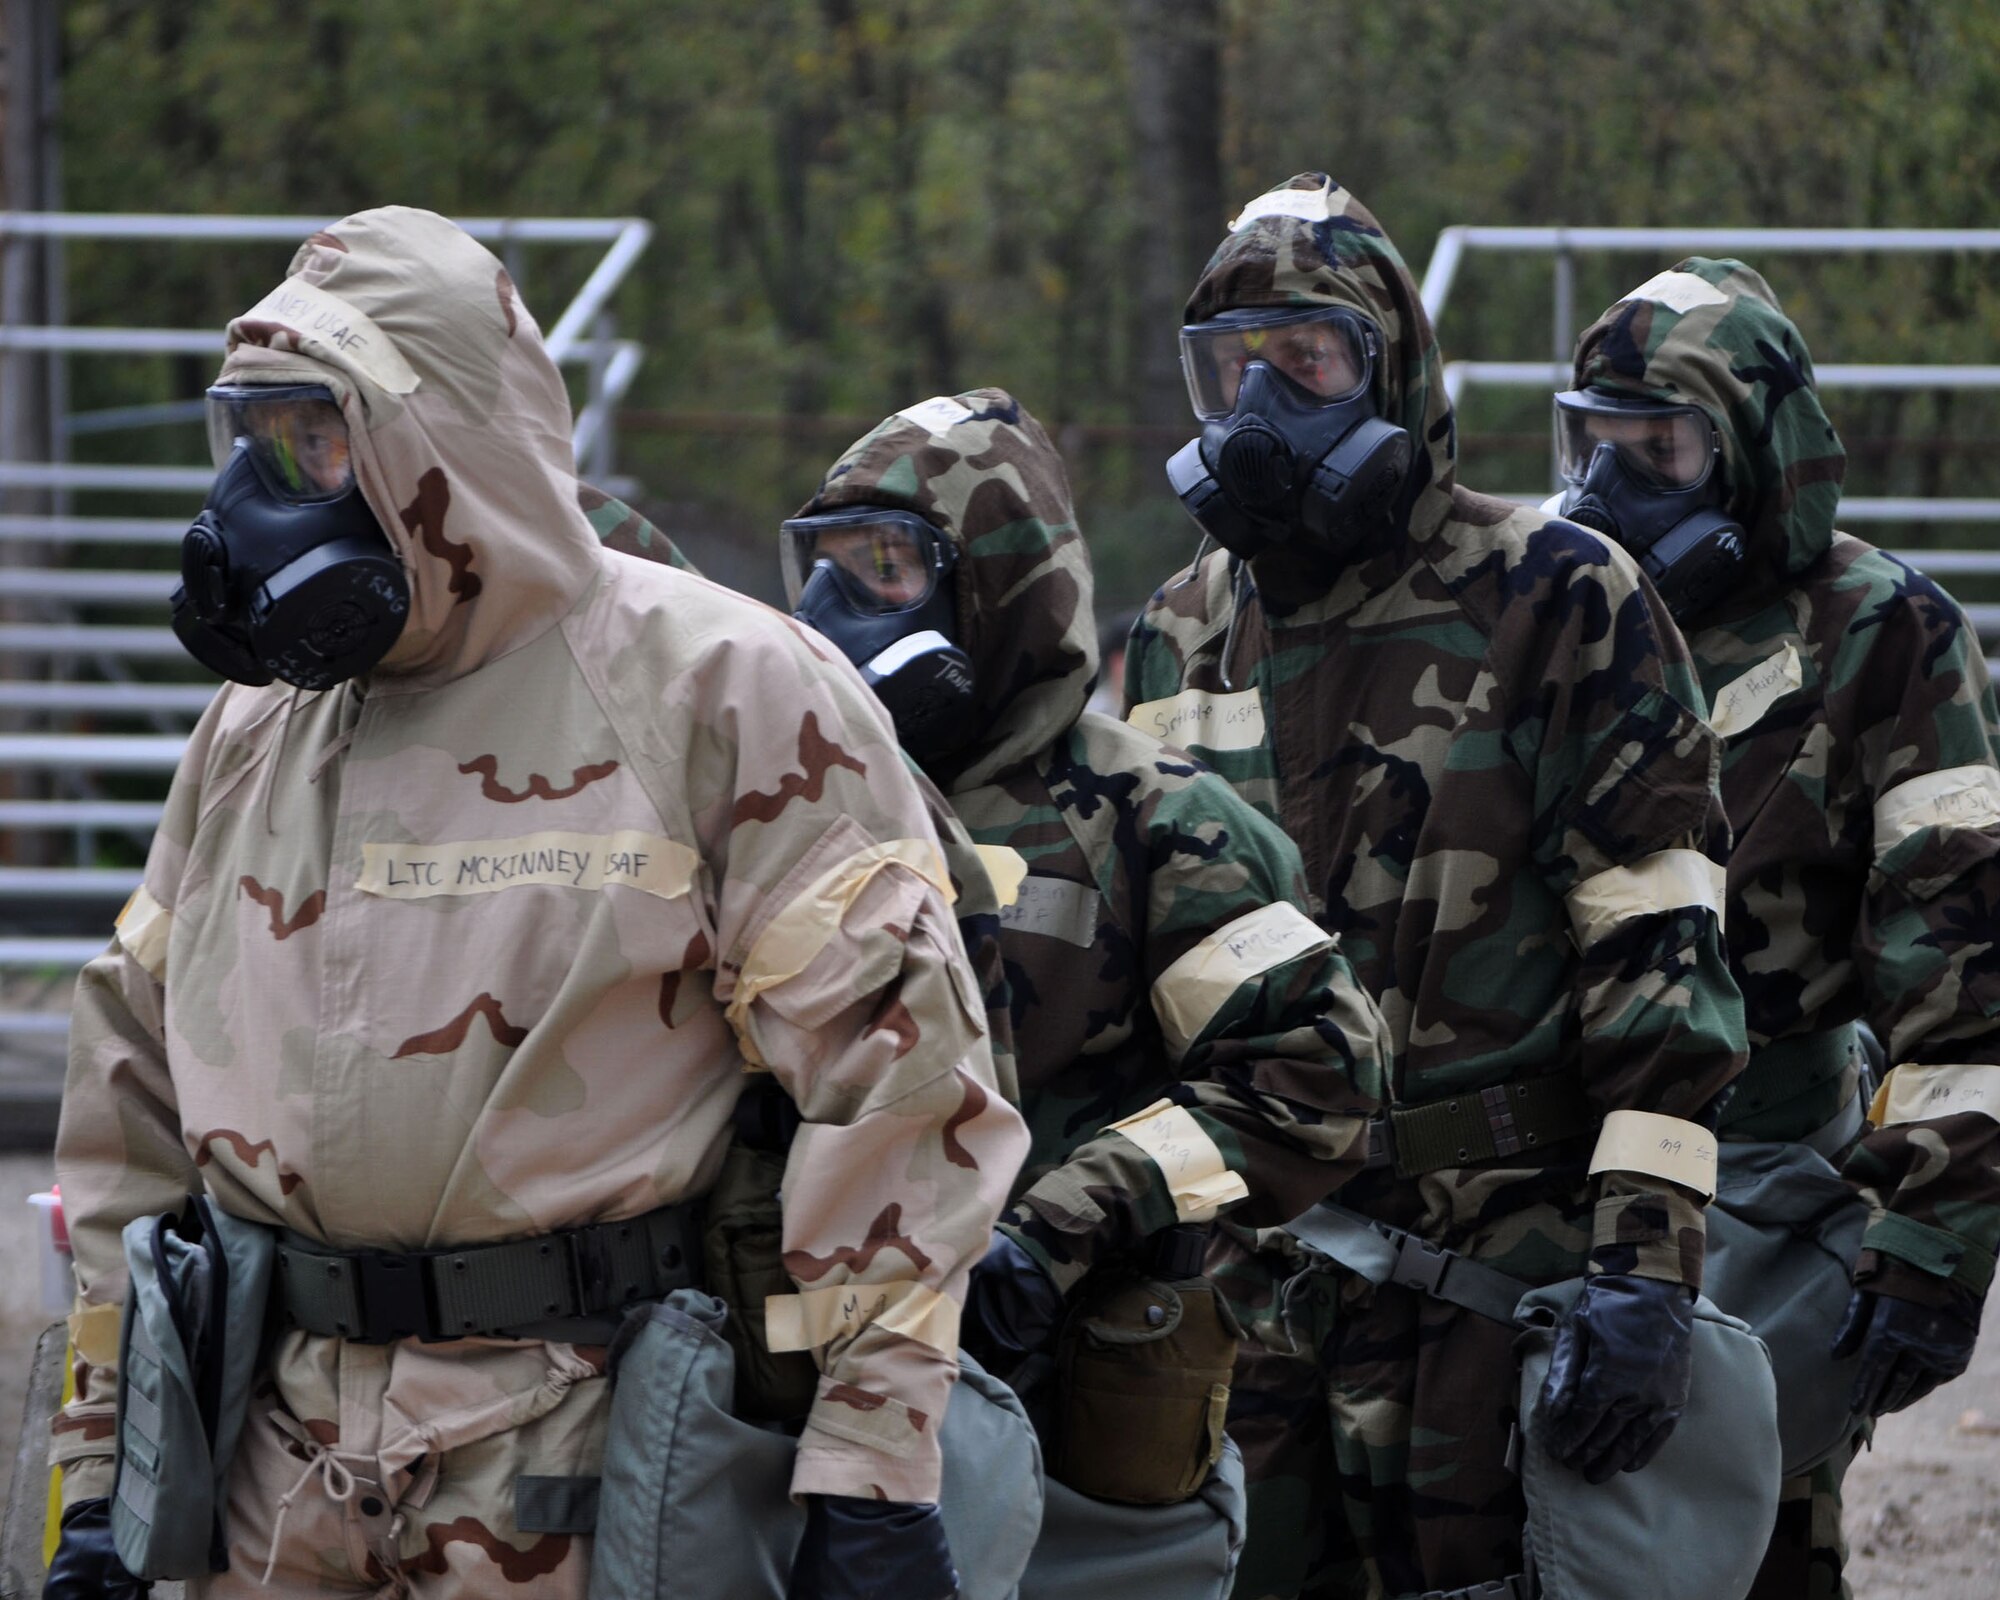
<box><xmin>35</xmin><ymin>0</ymin><xmax>2000</xmax><ymax>609</ymax></box>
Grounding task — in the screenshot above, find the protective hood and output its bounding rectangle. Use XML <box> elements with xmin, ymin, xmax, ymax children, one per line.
<box><xmin>1571</xmin><ymin>257</ymin><xmax>1845</xmax><ymax>581</ymax></box>
<box><xmin>1185</xmin><ymin>172</ymin><xmax>1458</xmax><ymax>545</ymax></box>
<box><xmin>798</xmin><ymin>388</ymin><xmax>1095</xmax><ymax>791</ymax></box>
<box><xmin>216</xmin><ymin>206</ymin><xmax>601</xmax><ymax>687</ymax></box>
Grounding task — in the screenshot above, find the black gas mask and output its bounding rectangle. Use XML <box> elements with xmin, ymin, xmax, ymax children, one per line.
<box><xmin>1166</xmin><ymin>305</ymin><xmax>1413</xmax><ymax>562</ymax></box>
<box><xmin>782</xmin><ymin>506</ymin><xmax>974</xmax><ymax>761</ymax></box>
<box><xmin>172</xmin><ymin>384</ymin><xmax>409</xmax><ymax>689</ymax></box>
<box><xmin>1552</xmin><ymin>388</ymin><xmax>1746</xmax><ymax>625</ymax></box>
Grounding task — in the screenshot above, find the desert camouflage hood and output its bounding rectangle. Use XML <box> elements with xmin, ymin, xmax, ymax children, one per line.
<box><xmin>1186</xmin><ymin>172</ymin><xmax>1458</xmax><ymax>544</ymax></box>
<box><xmin>1572</xmin><ymin>257</ymin><xmax>1846</xmax><ymax>581</ymax></box>
<box><xmin>800</xmin><ymin>387</ymin><xmax>1096</xmax><ymax>791</ymax></box>
<box><xmin>218</xmin><ymin>205</ymin><xmax>600</xmax><ymax>686</ymax></box>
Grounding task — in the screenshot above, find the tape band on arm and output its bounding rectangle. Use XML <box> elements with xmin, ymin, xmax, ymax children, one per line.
<box><xmin>67</xmin><ymin>1302</ymin><xmax>124</xmax><ymax>1367</ymax></box>
<box><xmin>1588</xmin><ymin>1109</ymin><xmax>1718</xmax><ymax>1200</ymax></box>
<box><xmin>1871</xmin><ymin>1062</ymin><xmax>2000</xmax><ymax>1128</ymax></box>
<box><xmin>1151</xmin><ymin>901</ymin><xmax>1333</xmax><ymax>1057</ymax></box>
<box><xmin>1104</xmin><ymin>1099</ymin><xmax>1251</xmax><ymax>1223</ymax></box>
<box><xmin>1874</xmin><ymin>766</ymin><xmax>2000</xmax><ymax>857</ymax></box>
<box><xmin>114</xmin><ymin>886</ymin><xmax>171</xmax><ymax>981</ymax></box>
<box><xmin>764</xmin><ymin>1279</ymin><xmax>959</xmax><ymax>1358</ymax></box>
<box><xmin>1565</xmin><ymin>849</ymin><xmax>1726</xmax><ymax>948</ymax></box>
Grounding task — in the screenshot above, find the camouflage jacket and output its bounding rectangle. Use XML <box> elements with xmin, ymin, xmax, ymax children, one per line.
<box><xmin>53</xmin><ymin>208</ymin><xmax>1026</xmax><ymax>1507</ymax></box>
<box><xmin>1126</xmin><ymin>177</ymin><xmax>1747</xmax><ymax>1287</ymax></box>
<box><xmin>798</xmin><ymin>389</ymin><xmax>1389</xmax><ymax>1293</ymax></box>
<box><xmin>1573</xmin><ymin>258</ymin><xmax>2000</xmax><ymax>1313</ymax></box>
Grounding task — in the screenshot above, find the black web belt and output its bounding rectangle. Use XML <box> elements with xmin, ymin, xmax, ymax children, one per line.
<box><xmin>276</xmin><ymin>1200</ymin><xmax>703</xmax><ymax>1343</ymax></box>
<box><xmin>1362</xmin><ymin>1076</ymin><xmax>1596</xmax><ymax>1179</ymax></box>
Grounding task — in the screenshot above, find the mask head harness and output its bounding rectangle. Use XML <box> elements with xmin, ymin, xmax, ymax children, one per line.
<box><xmin>172</xmin><ymin>383</ymin><xmax>409</xmax><ymax>689</ymax></box>
<box><xmin>1552</xmin><ymin>387</ymin><xmax>1746</xmax><ymax>624</ymax></box>
<box><xmin>781</xmin><ymin>505</ymin><xmax>974</xmax><ymax>760</ymax></box>
<box><xmin>1166</xmin><ymin>305</ymin><xmax>1413</xmax><ymax>562</ymax></box>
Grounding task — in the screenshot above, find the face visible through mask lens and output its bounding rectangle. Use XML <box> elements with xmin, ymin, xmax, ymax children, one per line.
<box><xmin>779</xmin><ymin>508</ymin><xmax>949</xmax><ymax>614</ymax></box>
<box><xmin>1181</xmin><ymin>308</ymin><xmax>1371</xmax><ymax>421</ymax></box>
<box><xmin>1555</xmin><ymin>397</ymin><xmax>1715</xmax><ymax>492</ymax></box>
<box><xmin>206</xmin><ymin>384</ymin><xmax>355</xmax><ymax>501</ymax></box>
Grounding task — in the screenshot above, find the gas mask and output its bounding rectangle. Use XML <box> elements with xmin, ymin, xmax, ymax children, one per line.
<box><xmin>1166</xmin><ymin>305</ymin><xmax>1413</xmax><ymax>562</ymax></box>
<box><xmin>781</xmin><ymin>506</ymin><xmax>974</xmax><ymax>761</ymax></box>
<box><xmin>1552</xmin><ymin>388</ymin><xmax>1746</xmax><ymax>625</ymax></box>
<box><xmin>172</xmin><ymin>384</ymin><xmax>409</xmax><ymax>689</ymax></box>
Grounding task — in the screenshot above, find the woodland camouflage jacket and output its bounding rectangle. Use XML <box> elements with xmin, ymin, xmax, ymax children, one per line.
<box><xmin>53</xmin><ymin>208</ymin><xmax>1025</xmax><ymax>1510</ymax></box>
<box><xmin>798</xmin><ymin>389</ymin><xmax>1389</xmax><ymax>1293</ymax></box>
<box><xmin>1573</xmin><ymin>258</ymin><xmax>2000</xmax><ymax>1313</ymax></box>
<box><xmin>1126</xmin><ymin>177</ymin><xmax>1748</xmax><ymax>1287</ymax></box>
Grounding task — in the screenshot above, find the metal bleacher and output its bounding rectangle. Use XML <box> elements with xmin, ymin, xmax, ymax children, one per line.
<box><xmin>0</xmin><ymin>214</ymin><xmax>652</xmax><ymax>1123</ymax></box>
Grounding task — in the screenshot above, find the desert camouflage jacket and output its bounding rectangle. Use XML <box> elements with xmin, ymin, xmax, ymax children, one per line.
<box><xmin>1126</xmin><ymin>177</ymin><xmax>1747</xmax><ymax>1287</ymax></box>
<box><xmin>53</xmin><ymin>208</ymin><xmax>1025</xmax><ymax>1508</ymax></box>
<box><xmin>798</xmin><ymin>389</ymin><xmax>1389</xmax><ymax>1293</ymax></box>
<box><xmin>1574</xmin><ymin>258</ymin><xmax>2000</xmax><ymax>1312</ymax></box>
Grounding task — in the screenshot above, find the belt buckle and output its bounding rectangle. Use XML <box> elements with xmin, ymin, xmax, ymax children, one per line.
<box><xmin>1390</xmin><ymin>1234</ymin><xmax>1450</xmax><ymax>1297</ymax></box>
<box><xmin>353</xmin><ymin>1250</ymin><xmax>435</xmax><ymax>1342</ymax></box>
<box><xmin>1363</xmin><ymin>1117</ymin><xmax>1395</xmax><ymax>1171</ymax></box>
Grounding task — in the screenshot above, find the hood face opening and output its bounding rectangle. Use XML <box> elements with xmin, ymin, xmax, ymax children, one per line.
<box><xmin>797</xmin><ymin>388</ymin><xmax>1098</xmax><ymax>789</ymax></box>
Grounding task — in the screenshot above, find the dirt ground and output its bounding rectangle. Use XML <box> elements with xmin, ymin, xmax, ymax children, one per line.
<box><xmin>1</xmin><ymin>1146</ymin><xmax>1995</xmax><ymax>1593</ymax></box>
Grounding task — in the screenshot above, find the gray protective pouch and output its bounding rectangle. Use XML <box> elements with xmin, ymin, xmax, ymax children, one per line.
<box><xmin>1514</xmin><ymin>1279</ymin><xmax>1781</xmax><ymax>1600</ymax></box>
<box><xmin>1018</xmin><ymin>1434</ymin><xmax>1245</xmax><ymax>1600</ymax></box>
<box><xmin>589</xmin><ymin>1290</ymin><xmax>1044</xmax><ymax>1600</ymax></box>
<box><xmin>1704</xmin><ymin>1138</ymin><xmax>1869</xmax><ymax>1475</ymax></box>
<box><xmin>111</xmin><ymin>1197</ymin><xmax>276</xmax><ymax>1580</ymax></box>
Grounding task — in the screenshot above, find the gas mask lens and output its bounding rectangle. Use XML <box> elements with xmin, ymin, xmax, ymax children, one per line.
<box><xmin>205</xmin><ymin>383</ymin><xmax>355</xmax><ymax>502</ymax></box>
<box><xmin>779</xmin><ymin>508</ymin><xmax>952</xmax><ymax>614</ymax></box>
<box><xmin>1180</xmin><ymin>307</ymin><xmax>1371</xmax><ymax>421</ymax></box>
<box><xmin>1555</xmin><ymin>394</ymin><xmax>1716</xmax><ymax>492</ymax></box>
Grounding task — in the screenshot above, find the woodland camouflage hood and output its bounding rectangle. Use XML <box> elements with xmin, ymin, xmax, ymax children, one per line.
<box><xmin>1185</xmin><ymin>171</ymin><xmax>1459</xmax><ymax>543</ymax></box>
<box><xmin>800</xmin><ymin>388</ymin><xmax>1097</xmax><ymax>790</ymax></box>
<box><xmin>1572</xmin><ymin>257</ymin><xmax>1847</xmax><ymax>582</ymax></box>
<box><xmin>218</xmin><ymin>205</ymin><xmax>600</xmax><ymax>685</ymax></box>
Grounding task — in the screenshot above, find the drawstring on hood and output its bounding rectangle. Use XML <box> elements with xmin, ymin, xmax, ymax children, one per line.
<box><xmin>1572</xmin><ymin>257</ymin><xmax>1846</xmax><ymax>587</ymax></box>
<box><xmin>797</xmin><ymin>388</ymin><xmax>1097</xmax><ymax>792</ymax></box>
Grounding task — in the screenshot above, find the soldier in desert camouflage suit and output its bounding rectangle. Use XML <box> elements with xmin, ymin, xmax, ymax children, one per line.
<box><xmin>784</xmin><ymin>390</ymin><xmax>1389</xmax><ymax>1371</ymax></box>
<box><xmin>47</xmin><ymin>207</ymin><xmax>1026</xmax><ymax>1598</ymax></box>
<box><xmin>1562</xmin><ymin>259</ymin><xmax>2000</xmax><ymax>1600</ymax></box>
<box><xmin>1122</xmin><ymin>175</ymin><xmax>1748</xmax><ymax>1598</ymax></box>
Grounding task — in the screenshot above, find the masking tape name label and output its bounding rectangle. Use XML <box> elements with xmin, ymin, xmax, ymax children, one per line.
<box><xmin>115</xmin><ymin>885</ymin><xmax>172</xmax><ymax>981</ymax></box>
<box><xmin>1625</xmin><ymin>270</ymin><xmax>1729</xmax><ymax>315</ymax></box>
<box><xmin>1105</xmin><ymin>1099</ymin><xmax>1252</xmax><ymax>1223</ymax></box>
<box><xmin>235</xmin><ymin>276</ymin><xmax>422</xmax><ymax>394</ymax></box>
<box><xmin>896</xmin><ymin>395</ymin><xmax>974</xmax><ymax>434</ymax></box>
<box><xmin>1127</xmin><ymin>688</ymin><xmax>1268</xmax><ymax>754</ymax></box>
<box><xmin>1002</xmin><ymin>875</ymin><xmax>1101</xmax><ymax>949</ymax></box>
<box><xmin>359</xmin><ymin>831</ymin><xmax>696</xmax><ymax>901</ymax></box>
<box><xmin>1588</xmin><ymin>1109</ymin><xmax>1718</xmax><ymax>1199</ymax></box>
<box><xmin>1874</xmin><ymin>766</ymin><xmax>2000</xmax><ymax>855</ymax></box>
<box><xmin>1876</xmin><ymin>1062</ymin><xmax>2000</xmax><ymax>1129</ymax></box>
<box><xmin>1566</xmin><ymin>849</ymin><xmax>1727</xmax><ymax>947</ymax></box>
<box><xmin>1153</xmin><ymin>901</ymin><xmax>1333</xmax><ymax>1055</ymax></box>
<box><xmin>67</xmin><ymin>1303</ymin><xmax>124</xmax><ymax>1367</ymax></box>
<box><xmin>1231</xmin><ymin>182</ymin><xmax>1337</xmax><ymax>230</ymax></box>
<box><xmin>1710</xmin><ymin>643</ymin><xmax>1803</xmax><ymax>739</ymax></box>
<box><xmin>971</xmin><ymin>843</ymin><xmax>1028</xmax><ymax>909</ymax></box>
<box><xmin>765</xmin><ymin>1279</ymin><xmax>959</xmax><ymax>1357</ymax></box>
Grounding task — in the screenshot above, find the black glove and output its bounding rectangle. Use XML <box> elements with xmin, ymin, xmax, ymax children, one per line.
<box><xmin>1536</xmin><ymin>1274</ymin><xmax>1696</xmax><ymax>1485</ymax></box>
<box><xmin>43</xmin><ymin>1498</ymin><xmax>149</xmax><ymax>1599</ymax></box>
<box><xmin>960</xmin><ymin>1227</ymin><xmax>1065</xmax><ymax>1377</ymax></box>
<box><xmin>787</xmin><ymin>1494</ymin><xmax>957</xmax><ymax>1600</ymax></box>
<box><xmin>1831</xmin><ymin>1287</ymin><xmax>1979</xmax><ymax>1418</ymax></box>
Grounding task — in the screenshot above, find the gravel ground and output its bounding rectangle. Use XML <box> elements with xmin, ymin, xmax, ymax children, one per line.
<box><xmin>2</xmin><ymin>1147</ymin><xmax>1996</xmax><ymax>1592</ymax></box>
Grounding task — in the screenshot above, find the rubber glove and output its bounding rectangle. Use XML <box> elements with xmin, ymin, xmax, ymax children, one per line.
<box><xmin>787</xmin><ymin>1494</ymin><xmax>957</xmax><ymax>1600</ymax></box>
<box><xmin>960</xmin><ymin>1227</ymin><xmax>1065</xmax><ymax>1378</ymax></box>
<box><xmin>43</xmin><ymin>1498</ymin><xmax>150</xmax><ymax>1599</ymax></box>
<box><xmin>1831</xmin><ymin>1288</ymin><xmax>1978</xmax><ymax>1418</ymax></box>
<box><xmin>1536</xmin><ymin>1274</ymin><xmax>1696</xmax><ymax>1484</ymax></box>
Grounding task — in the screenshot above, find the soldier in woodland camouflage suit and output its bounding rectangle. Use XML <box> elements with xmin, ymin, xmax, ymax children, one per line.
<box><xmin>1560</xmin><ymin>259</ymin><xmax>2000</xmax><ymax>1600</ymax></box>
<box><xmin>1123</xmin><ymin>176</ymin><xmax>1748</xmax><ymax>1598</ymax></box>
<box><xmin>47</xmin><ymin>208</ymin><xmax>1026</xmax><ymax>1599</ymax></box>
<box><xmin>782</xmin><ymin>389</ymin><xmax>1390</xmax><ymax>1399</ymax></box>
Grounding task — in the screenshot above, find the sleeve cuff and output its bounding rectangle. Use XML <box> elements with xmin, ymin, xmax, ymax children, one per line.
<box><xmin>1588</xmin><ymin>1175</ymin><xmax>1707</xmax><ymax>1288</ymax></box>
<box><xmin>1859</xmin><ymin>1212</ymin><xmax>1996</xmax><ymax>1296</ymax></box>
<box><xmin>791</xmin><ymin>1434</ymin><xmax>941</xmax><ymax>1506</ymax></box>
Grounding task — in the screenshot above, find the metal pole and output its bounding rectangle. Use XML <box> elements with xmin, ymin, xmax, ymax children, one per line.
<box><xmin>1551</xmin><ymin>233</ymin><xmax>1573</xmax><ymax>494</ymax></box>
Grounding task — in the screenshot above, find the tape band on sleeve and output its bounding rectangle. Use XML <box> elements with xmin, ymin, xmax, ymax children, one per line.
<box><xmin>1872</xmin><ymin>1061</ymin><xmax>2000</xmax><ymax>1129</ymax></box>
<box><xmin>1588</xmin><ymin>1109</ymin><xmax>1718</xmax><ymax>1200</ymax></box>
<box><xmin>67</xmin><ymin>1302</ymin><xmax>123</xmax><ymax>1368</ymax></box>
<box><xmin>114</xmin><ymin>886</ymin><xmax>171</xmax><ymax>982</ymax></box>
<box><xmin>1104</xmin><ymin>1099</ymin><xmax>1251</xmax><ymax>1223</ymax></box>
<box><xmin>1564</xmin><ymin>849</ymin><xmax>1726</xmax><ymax>948</ymax></box>
<box><xmin>764</xmin><ymin>1279</ymin><xmax>959</xmax><ymax>1358</ymax></box>
<box><xmin>1151</xmin><ymin>901</ymin><xmax>1333</xmax><ymax>1057</ymax></box>
<box><xmin>1874</xmin><ymin>766</ymin><xmax>2000</xmax><ymax>858</ymax></box>
<box><xmin>725</xmin><ymin>838</ymin><xmax>952</xmax><ymax>1056</ymax></box>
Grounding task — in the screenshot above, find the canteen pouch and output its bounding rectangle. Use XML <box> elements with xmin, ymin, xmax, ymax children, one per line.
<box><xmin>699</xmin><ymin>1141</ymin><xmax>819</xmax><ymax>1421</ymax></box>
<box><xmin>1704</xmin><ymin>1137</ymin><xmax>1870</xmax><ymax>1475</ymax></box>
<box><xmin>1019</xmin><ymin>1434</ymin><xmax>1245</xmax><ymax>1600</ymax></box>
<box><xmin>110</xmin><ymin>1196</ymin><xmax>276</xmax><ymax>1580</ymax></box>
<box><xmin>1048</xmin><ymin>1271</ymin><xmax>1237</xmax><ymax>1505</ymax></box>
<box><xmin>1514</xmin><ymin>1278</ymin><xmax>1781</xmax><ymax>1600</ymax></box>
